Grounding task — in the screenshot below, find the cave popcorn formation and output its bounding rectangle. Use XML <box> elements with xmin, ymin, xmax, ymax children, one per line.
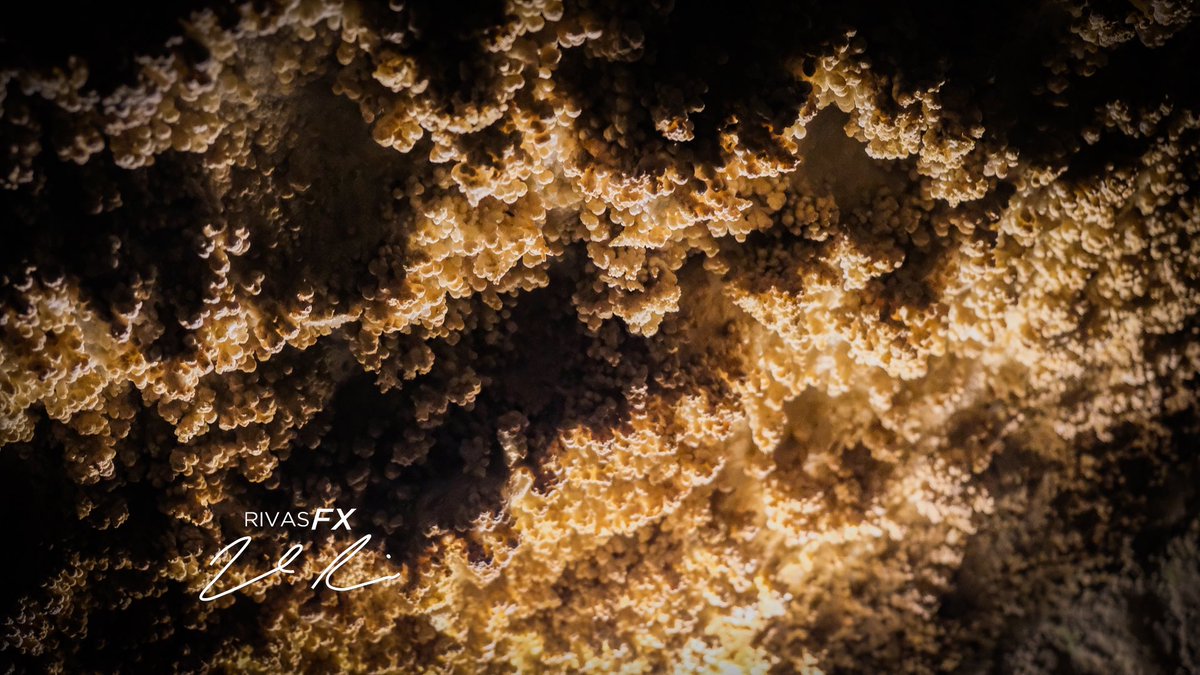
<box><xmin>2</xmin><ymin>0</ymin><xmax>1200</xmax><ymax>672</ymax></box>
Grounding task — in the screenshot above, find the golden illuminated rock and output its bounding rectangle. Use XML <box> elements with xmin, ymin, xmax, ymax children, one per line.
<box><xmin>1</xmin><ymin>0</ymin><xmax>1199</xmax><ymax>672</ymax></box>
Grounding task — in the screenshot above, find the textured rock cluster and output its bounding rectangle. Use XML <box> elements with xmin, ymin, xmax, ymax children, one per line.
<box><xmin>2</xmin><ymin>0</ymin><xmax>1199</xmax><ymax>672</ymax></box>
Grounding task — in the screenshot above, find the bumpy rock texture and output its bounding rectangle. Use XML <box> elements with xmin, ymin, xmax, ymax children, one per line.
<box><xmin>2</xmin><ymin>0</ymin><xmax>1200</xmax><ymax>672</ymax></box>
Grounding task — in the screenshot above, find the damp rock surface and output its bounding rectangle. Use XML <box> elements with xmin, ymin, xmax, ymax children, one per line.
<box><xmin>1</xmin><ymin>1</ymin><xmax>1199</xmax><ymax>672</ymax></box>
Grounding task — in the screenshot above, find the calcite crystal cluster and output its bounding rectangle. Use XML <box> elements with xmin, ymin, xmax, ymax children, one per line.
<box><xmin>2</xmin><ymin>0</ymin><xmax>1199</xmax><ymax>672</ymax></box>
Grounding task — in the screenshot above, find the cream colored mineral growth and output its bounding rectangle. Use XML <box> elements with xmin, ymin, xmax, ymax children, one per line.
<box><xmin>1</xmin><ymin>0</ymin><xmax>1199</xmax><ymax>672</ymax></box>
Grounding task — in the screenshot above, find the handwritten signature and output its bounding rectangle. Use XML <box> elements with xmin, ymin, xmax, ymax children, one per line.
<box><xmin>199</xmin><ymin>535</ymin><xmax>400</xmax><ymax>601</ymax></box>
